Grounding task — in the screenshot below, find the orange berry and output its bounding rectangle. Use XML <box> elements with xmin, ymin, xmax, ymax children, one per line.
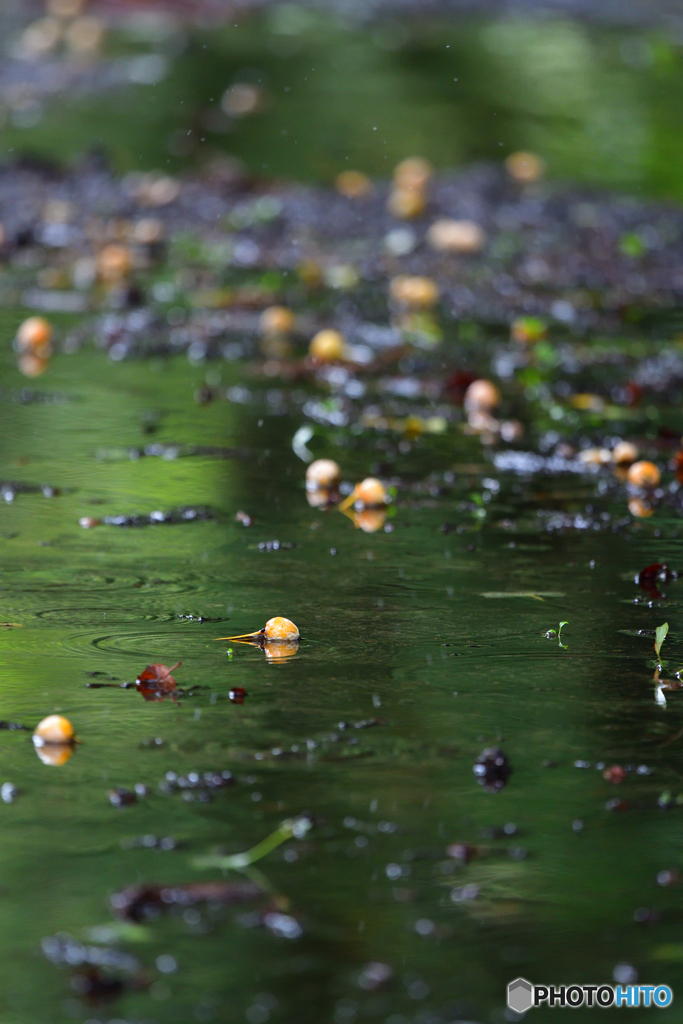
<box><xmin>464</xmin><ymin>379</ymin><xmax>501</xmax><ymax>412</ymax></box>
<box><xmin>263</xmin><ymin>617</ymin><xmax>300</xmax><ymax>641</ymax></box>
<box><xmin>627</xmin><ymin>461</ymin><xmax>660</xmax><ymax>488</ymax></box>
<box><xmin>427</xmin><ymin>219</ymin><xmax>485</xmax><ymax>254</ymax></box>
<box><xmin>16</xmin><ymin>316</ymin><xmax>52</xmax><ymax>356</ymax></box>
<box><xmin>309</xmin><ymin>329</ymin><xmax>347</xmax><ymax>362</ymax></box>
<box><xmin>33</xmin><ymin>714</ymin><xmax>75</xmax><ymax>746</ymax></box>
<box><xmin>306</xmin><ymin>459</ymin><xmax>341</xmax><ymax>490</ymax></box>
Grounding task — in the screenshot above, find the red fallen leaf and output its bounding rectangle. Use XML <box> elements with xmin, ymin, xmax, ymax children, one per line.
<box><xmin>603</xmin><ymin>765</ymin><xmax>627</xmax><ymax>784</ymax></box>
<box><xmin>636</xmin><ymin>563</ymin><xmax>676</xmax><ymax>600</ymax></box>
<box><xmin>444</xmin><ymin>369</ymin><xmax>478</xmax><ymax>403</ymax></box>
<box><xmin>445</xmin><ymin>842</ymin><xmax>481</xmax><ymax>864</ymax></box>
<box><xmin>111</xmin><ymin>880</ymin><xmax>262</xmax><ymax>922</ymax></box>
<box><xmin>135</xmin><ymin>662</ymin><xmax>181</xmax><ymax>702</ymax></box>
<box><xmin>71</xmin><ymin>967</ymin><xmax>126</xmax><ymax>1003</ymax></box>
<box><xmin>623</xmin><ymin>381</ymin><xmax>643</xmax><ymax>407</ymax></box>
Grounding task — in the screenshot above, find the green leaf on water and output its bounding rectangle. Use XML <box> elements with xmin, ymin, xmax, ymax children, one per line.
<box><xmin>655</xmin><ymin>622</ymin><xmax>669</xmax><ymax>661</ymax></box>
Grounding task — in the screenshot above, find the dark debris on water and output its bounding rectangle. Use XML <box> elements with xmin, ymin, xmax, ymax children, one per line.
<box><xmin>79</xmin><ymin>506</ymin><xmax>214</xmax><ymax>528</ymax></box>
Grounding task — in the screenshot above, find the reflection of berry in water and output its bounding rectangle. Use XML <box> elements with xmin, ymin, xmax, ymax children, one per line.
<box><xmin>636</xmin><ymin>562</ymin><xmax>677</xmax><ymax>601</ymax></box>
<box><xmin>473</xmin><ymin>747</ymin><xmax>511</xmax><ymax>792</ymax></box>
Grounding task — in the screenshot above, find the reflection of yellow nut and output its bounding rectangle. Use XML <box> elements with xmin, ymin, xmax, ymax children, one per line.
<box><xmin>500</xmin><ymin>419</ymin><xmax>524</xmax><ymax>442</ymax></box>
<box><xmin>628</xmin><ymin>497</ymin><xmax>654</xmax><ymax>518</ymax></box>
<box><xmin>511</xmin><ymin>317</ymin><xmax>547</xmax><ymax>345</ymax></box>
<box><xmin>298</xmin><ymin>260</ymin><xmax>323</xmax><ymax>288</ymax></box>
<box><xmin>18</xmin><ymin>354</ymin><xmax>50</xmax><ymax>378</ymax></box>
<box><xmin>132</xmin><ymin>218</ymin><xmax>165</xmax><ymax>244</ymax></box>
<box><xmin>20</xmin><ymin>18</ymin><xmax>62</xmax><ymax>57</ymax></box>
<box><xmin>569</xmin><ymin>393</ymin><xmax>605</xmax><ymax>413</ymax></box>
<box><xmin>309</xmin><ymin>329</ymin><xmax>346</xmax><ymax>362</ymax></box>
<box><xmin>427</xmin><ymin>219</ymin><xmax>485</xmax><ymax>254</ymax></box>
<box><xmin>627</xmin><ymin>461</ymin><xmax>660</xmax><ymax>487</ymax></box>
<box><xmin>389</xmin><ymin>275</ymin><xmax>439</xmax><ymax>309</ymax></box>
<box><xmin>306</xmin><ymin>459</ymin><xmax>341</xmax><ymax>489</ymax></box>
<box><xmin>354</xmin><ymin>509</ymin><xmax>386</xmax><ymax>533</ymax></box>
<box><xmin>263</xmin><ymin>641</ymin><xmax>299</xmax><ymax>661</ymax></box>
<box><xmin>65</xmin><ymin>16</ymin><xmax>106</xmax><ymax>54</ymax></box>
<box><xmin>578</xmin><ymin>447</ymin><xmax>611</xmax><ymax>466</ymax></box>
<box><xmin>306</xmin><ymin>488</ymin><xmax>333</xmax><ymax>508</ymax></box>
<box><xmin>33</xmin><ymin>715</ymin><xmax>75</xmax><ymax>746</ymax></box>
<box><xmin>260</xmin><ymin>306</ymin><xmax>295</xmax><ymax>337</ymax></box>
<box><xmin>393</xmin><ymin>157</ymin><xmax>432</xmax><ymax>191</ymax></box>
<box><xmin>467</xmin><ymin>410</ymin><xmax>500</xmax><ymax>434</ymax></box>
<box><xmin>47</xmin><ymin>0</ymin><xmax>86</xmax><ymax>17</ymax></box>
<box><xmin>263</xmin><ymin>617</ymin><xmax>300</xmax><ymax>641</ymax></box>
<box><xmin>505</xmin><ymin>151</ymin><xmax>545</xmax><ymax>183</ymax></box>
<box><xmin>387</xmin><ymin>188</ymin><xmax>426</xmax><ymax>219</ymax></box>
<box><xmin>35</xmin><ymin>743</ymin><xmax>75</xmax><ymax>766</ymax></box>
<box><xmin>464</xmin><ymin>379</ymin><xmax>501</xmax><ymax>411</ymax></box>
<box><xmin>335</xmin><ymin>170</ymin><xmax>372</xmax><ymax>198</ymax></box>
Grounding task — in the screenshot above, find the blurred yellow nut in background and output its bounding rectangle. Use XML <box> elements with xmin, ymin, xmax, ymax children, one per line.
<box><xmin>16</xmin><ymin>316</ymin><xmax>52</xmax><ymax>356</ymax></box>
<box><xmin>97</xmin><ymin>243</ymin><xmax>132</xmax><ymax>284</ymax></box>
<box><xmin>389</xmin><ymin>275</ymin><xmax>439</xmax><ymax>308</ymax></box>
<box><xmin>464</xmin><ymin>379</ymin><xmax>501</xmax><ymax>411</ymax></box>
<box><xmin>260</xmin><ymin>306</ymin><xmax>295</xmax><ymax>337</ymax></box>
<box><xmin>306</xmin><ymin>459</ymin><xmax>341</xmax><ymax>490</ymax></box>
<box><xmin>505</xmin><ymin>151</ymin><xmax>545</xmax><ymax>183</ymax></box>
<box><xmin>393</xmin><ymin>157</ymin><xmax>433</xmax><ymax>191</ymax></box>
<box><xmin>309</xmin><ymin>329</ymin><xmax>347</xmax><ymax>362</ymax></box>
<box><xmin>627</xmin><ymin>461</ymin><xmax>660</xmax><ymax>487</ymax></box>
<box><xmin>335</xmin><ymin>170</ymin><xmax>372</xmax><ymax>198</ymax></box>
<box><xmin>387</xmin><ymin>188</ymin><xmax>426</xmax><ymax>219</ymax></box>
<box><xmin>427</xmin><ymin>219</ymin><xmax>485</xmax><ymax>254</ymax></box>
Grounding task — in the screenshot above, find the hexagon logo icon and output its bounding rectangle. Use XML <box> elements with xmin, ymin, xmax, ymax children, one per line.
<box><xmin>508</xmin><ymin>977</ymin><xmax>533</xmax><ymax>1014</ymax></box>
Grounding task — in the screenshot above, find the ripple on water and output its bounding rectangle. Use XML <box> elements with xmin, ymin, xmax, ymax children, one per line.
<box><xmin>64</xmin><ymin>625</ymin><xmax>218</xmax><ymax>660</ymax></box>
<box><xmin>36</xmin><ymin>607</ymin><xmax>172</xmax><ymax>624</ymax></box>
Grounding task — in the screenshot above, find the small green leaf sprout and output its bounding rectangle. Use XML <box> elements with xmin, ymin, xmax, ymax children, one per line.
<box><xmin>653</xmin><ymin>622</ymin><xmax>670</xmax><ymax>705</ymax></box>
<box><xmin>545</xmin><ymin>621</ymin><xmax>568</xmax><ymax>647</ymax></box>
<box><xmin>192</xmin><ymin>815</ymin><xmax>312</xmax><ymax>872</ymax></box>
<box><xmin>655</xmin><ymin>623</ymin><xmax>669</xmax><ymax>664</ymax></box>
